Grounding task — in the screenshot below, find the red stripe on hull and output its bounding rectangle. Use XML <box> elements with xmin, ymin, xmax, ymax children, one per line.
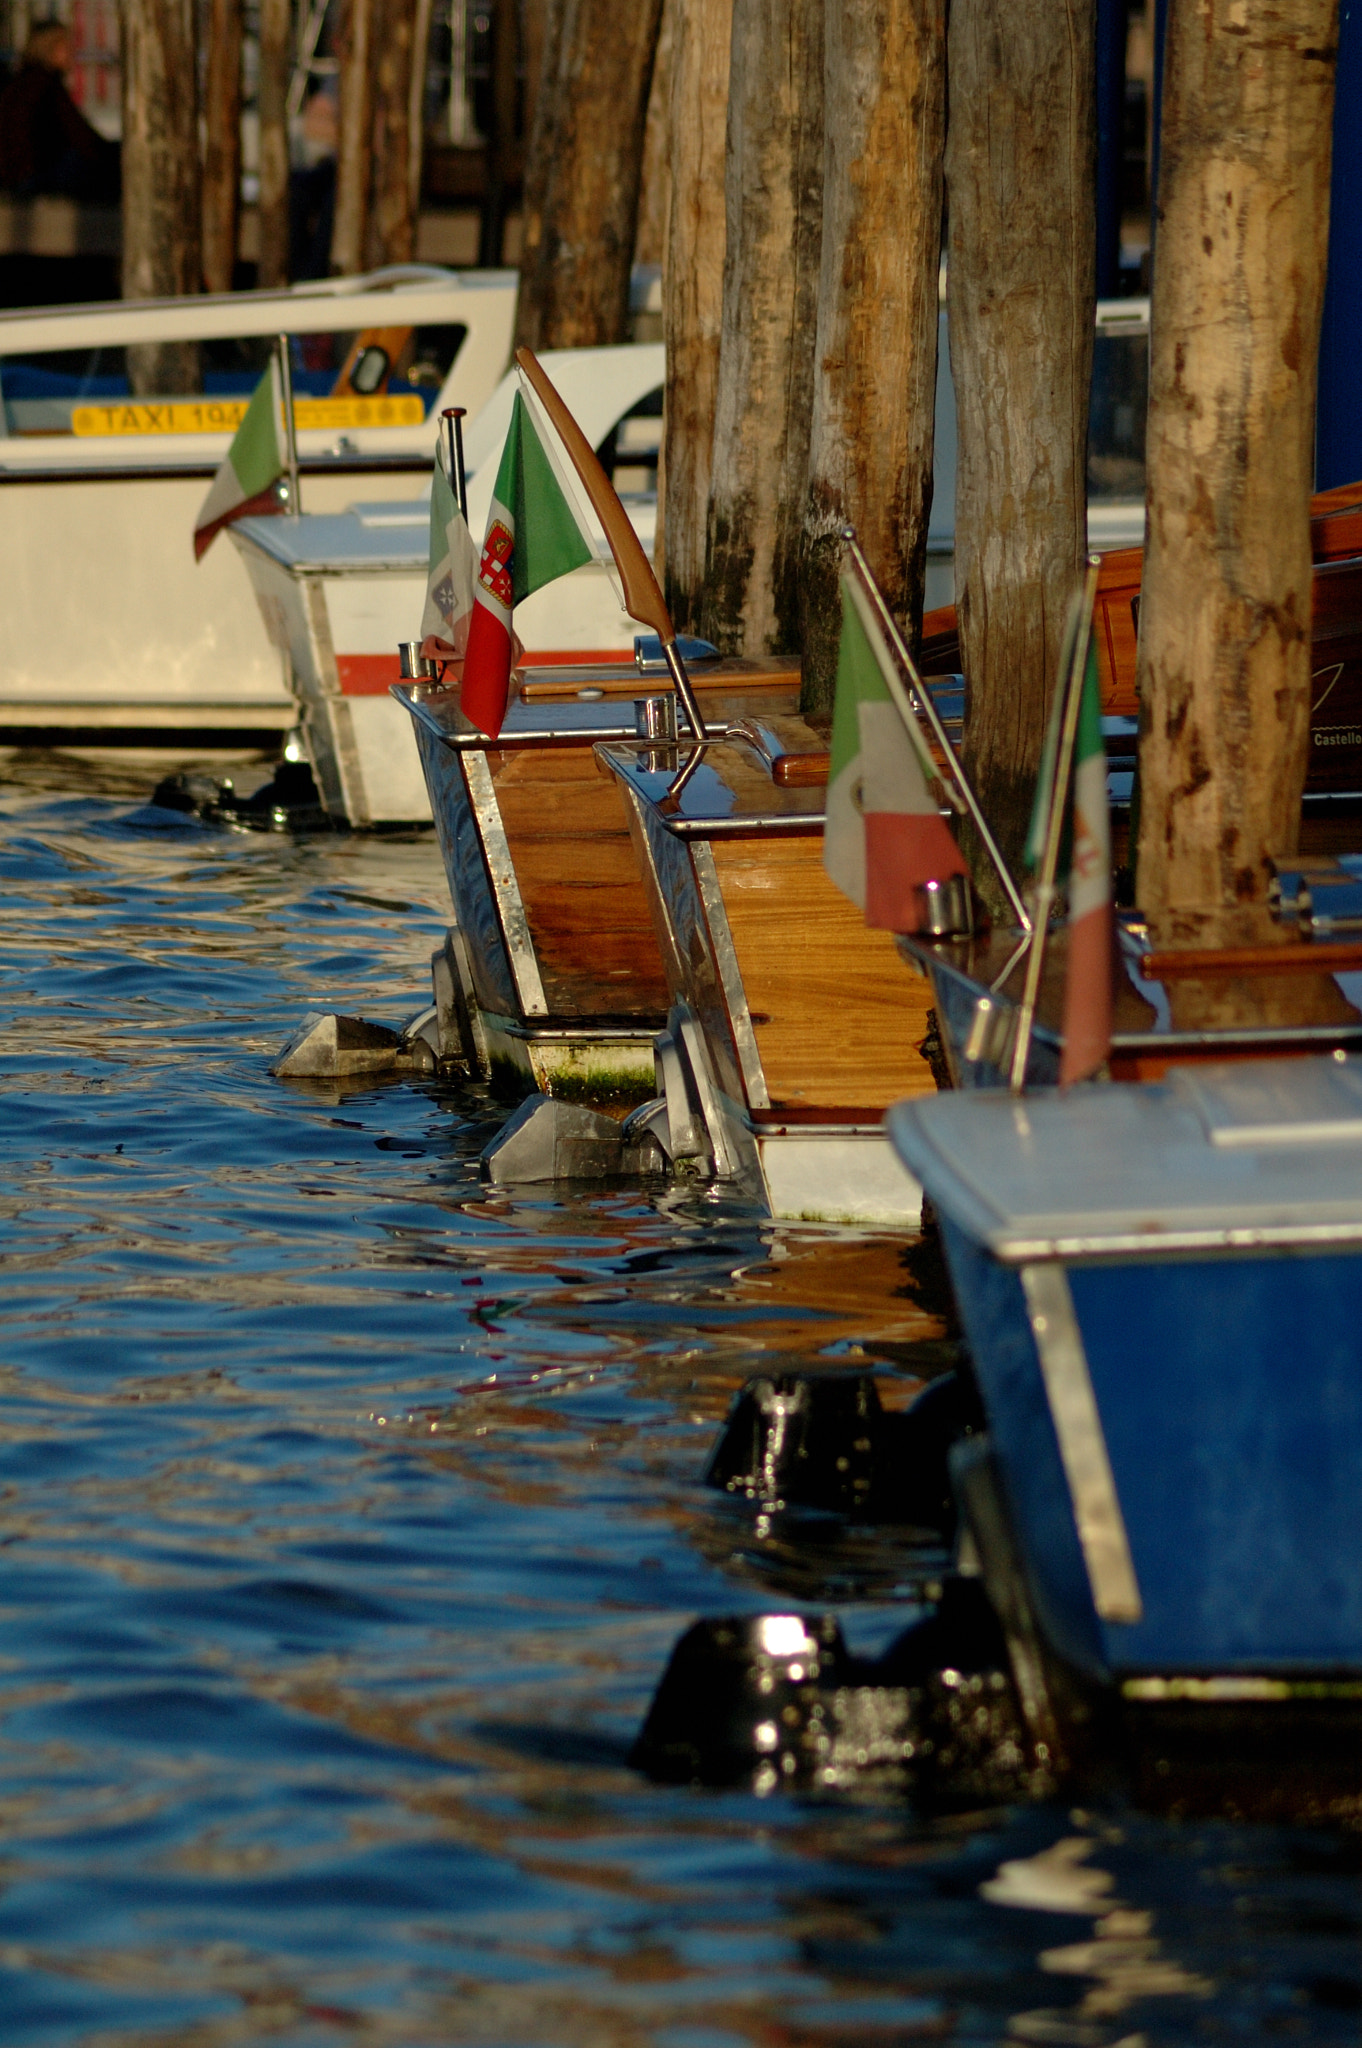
<box><xmin>337</xmin><ymin>655</ymin><xmax>404</xmax><ymax>695</ymax></box>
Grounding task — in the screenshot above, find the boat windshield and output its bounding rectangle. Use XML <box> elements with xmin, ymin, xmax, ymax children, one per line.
<box><xmin>1088</xmin><ymin>303</ymin><xmax>1149</xmax><ymax>504</ymax></box>
<box><xmin>0</xmin><ymin>322</ymin><xmax>468</xmax><ymax>439</ymax></box>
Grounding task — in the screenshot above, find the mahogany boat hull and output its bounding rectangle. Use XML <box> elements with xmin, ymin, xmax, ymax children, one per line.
<box><xmin>920</xmin><ymin>484</ymin><xmax>1362</xmax><ymax>804</ymax></box>
<box><xmin>600</xmin><ymin>738</ymin><xmax>938</xmax><ymax>1223</ymax></box>
<box><xmin>901</xmin><ymin>923</ymin><xmax>1362</xmax><ymax>1091</ymax></box>
<box><xmin>398</xmin><ymin>661</ymin><xmax>802</xmax><ymax>1101</ymax></box>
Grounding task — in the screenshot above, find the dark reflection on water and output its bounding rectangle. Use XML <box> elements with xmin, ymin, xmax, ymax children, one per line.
<box><xmin>0</xmin><ymin>757</ymin><xmax>1355</xmax><ymax>2046</ymax></box>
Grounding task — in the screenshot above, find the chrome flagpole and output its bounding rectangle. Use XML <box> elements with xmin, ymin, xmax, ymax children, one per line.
<box><xmin>1007</xmin><ymin>556</ymin><xmax>1101</xmax><ymax>1094</ymax></box>
<box><xmin>441</xmin><ymin>406</ymin><xmax>468</xmax><ymax>519</ymax></box>
<box><xmin>276</xmin><ymin>333</ymin><xmax>300</xmax><ymax>517</ymax></box>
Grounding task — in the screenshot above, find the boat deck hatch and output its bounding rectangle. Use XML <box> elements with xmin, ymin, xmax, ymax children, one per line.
<box><xmin>887</xmin><ymin>1055</ymin><xmax>1362</xmax><ymax>1261</ymax></box>
<box><xmin>1170</xmin><ymin>1057</ymin><xmax>1362</xmax><ymax>1146</ymax></box>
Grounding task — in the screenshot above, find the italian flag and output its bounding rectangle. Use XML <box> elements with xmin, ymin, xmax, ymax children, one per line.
<box><xmin>419</xmin><ymin>441</ymin><xmax>478</xmax><ymax>662</ymax></box>
<box><xmin>461</xmin><ymin>387</ymin><xmax>596</xmax><ymax>738</ymax></box>
<box><xmin>193</xmin><ymin>361</ymin><xmax>286</xmax><ymax>560</ymax></box>
<box><xmin>823</xmin><ymin>572</ymin><xmax>968</xmax><ymax>929</ymax></box>
<box><xmin>1058</xmin><ymin>639</ymin><xmax>1113</xmax><ymax>1085</ymax></box>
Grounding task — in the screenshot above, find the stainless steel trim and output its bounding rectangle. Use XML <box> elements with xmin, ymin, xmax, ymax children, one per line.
<box><xmin>670</xmin><ymin>1001</ymin><xmax>751</xmax><ymax>1182</ymax></box>
<box><xmin>461</xmin><ymin>751</ymin><xmax>548</xmax><ymax>1018</ymax></box>
<box><xmin>394</xmin><ymin>686</ymin><xmax>641</xmax><ymax>750</ymax></box>
<box><xmin>670</xmin><ymin>813</ymin><xmax>824</xmax><ymax>839</ymax></box>
<box><xmin>745</xmin><ymin>1121</ymin><xmax>900</xmax><ymax>1137</ymax></box>
<box><xmin>691</xmin><ymin>841</ymin><xmax>769</xmax><ymax>1111</ymax></box>
<box><xmin>1019</xmin><ymin>1263</ymin><xmax>1143</xmax><ymax>1625</ymax></box>
<box><xmin>1004</xmin><ymin>1219</ymin><xmax>1362</xmax><ymax>1262</ymax></box>
<box><xmin>0</xmin><ymin>454</ymin><xmax>432</xmax><ymax>487</ymax></box>
<box><xmin>300</xmin><ymin>577</ymin><xmax>371</xmax><ymax>827</ymax></box>
<box><xmin>475</xmin><ymin>1015</ymin><xmax>658</xmax><ymax>1043</ymax></box>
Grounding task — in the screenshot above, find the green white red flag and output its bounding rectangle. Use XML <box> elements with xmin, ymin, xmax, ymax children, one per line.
<box><xmin>193</xmin><ymin>361</ymin><xmax>285</xmax><ymax>560</ymax></box>
<box><xmin>419</xmin><ymin>439</ymin><xmax>478</xmax><ymax>662</ymax></box>
<box><xmin>461</xmin><ymin>387</ymin><xmax>597</xmax><ymax>737</ymax></box>
<box><xmin>1057</xmin><ymin>639</ymin><xmax>1113</xmax><ymax>1084</ymax></box>
<box><xmin>823</xmin><ymin>572</ymin><xmax>967</xmax><ymax>929</ymax></box>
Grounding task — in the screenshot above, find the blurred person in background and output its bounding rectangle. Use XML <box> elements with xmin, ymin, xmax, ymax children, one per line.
<box><xmin>290</xmin><ymin>82</ymin><xmax>337</xmax><ymax>283</ymax></box>
<box><xmin>0</xmin><ymin>18</ymin><xmax>120</xmax><ymax>201</ymax></box>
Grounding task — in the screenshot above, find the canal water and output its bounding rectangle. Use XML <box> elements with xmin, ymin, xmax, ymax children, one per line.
<box><xmin>0</xmin><ymin>751</ymin><xmax>1355</xmax><ymax>2046</ymax></box>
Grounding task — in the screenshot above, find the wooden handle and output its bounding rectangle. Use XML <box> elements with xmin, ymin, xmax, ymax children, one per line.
<box><xmin>514</xmin><ymin>346</ymin><xmax>674</xmax><ymax>643</ymax></box>
<box><xmin>1141</xmin><ymin>940</ymin><xmax>1362</xmax><ymax>979</ymax></box>
<box><xmin>773</xmin><ymin>752</ymin><xmax>830</xmax><ymax>788</ymax></box>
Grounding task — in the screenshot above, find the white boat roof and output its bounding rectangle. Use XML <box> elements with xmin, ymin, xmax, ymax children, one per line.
<box><xmin>231</xmin><ymin>504</ymin><xmax>430</xmax><ymax>571</ymax></box>
<box><xmin>887</xmin><ymin>1056</ymin><xmax>1362</xmax><ymax>1262</ymax></box>
<box><xmin>231</xmin><ymin>344</ymin><xmax>664</xmax><ymax>572</ymax></box>
<box><xmin>0</xmin><ymin>264</ymin><xmax>518</xmax><ymax>353</ymax></box>
<box><xmin>460</xmin><ymin>343</ymin><xmax>664</xmax><ymax>526</ymax></box>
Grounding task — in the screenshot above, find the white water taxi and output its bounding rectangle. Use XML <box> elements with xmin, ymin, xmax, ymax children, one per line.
<box><xmin>0</xmin><ymin>264</ymin><xmax>517</xmax><ymax>741</ymax></box>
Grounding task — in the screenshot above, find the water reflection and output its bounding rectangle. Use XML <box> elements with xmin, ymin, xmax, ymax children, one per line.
<box><xmin>0</xmin><ymin>762</ymin><xmax>1352</xmax><ymax>2043</ymax></box>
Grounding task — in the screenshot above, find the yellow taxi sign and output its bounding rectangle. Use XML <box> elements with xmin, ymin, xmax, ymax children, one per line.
<box><xmin>71</xmin><ymin>394</ymin><xmax>428</xmax><ymax>437</ymax></box>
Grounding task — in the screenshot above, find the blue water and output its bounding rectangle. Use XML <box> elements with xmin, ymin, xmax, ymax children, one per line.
<box><xmin>0</xmin><ymin>758</ymin><xmax>1354</xmax><ymax>2045</ymax></box>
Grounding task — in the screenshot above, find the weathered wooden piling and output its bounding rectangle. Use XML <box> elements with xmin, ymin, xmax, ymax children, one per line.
<box><xmin>660</xmin><ymin>0</ymin><xmax>733</xmax><ymax>635</ymax></box>
<box><xmin>799</xmin><ymin>0</ymin><xmax>946</xmax><ymax>716</ymax></box>
<box><xmin>949</xmin><ymin>0</ymin><xmax>1096</xmax><ymax>889</ymax></box>
<box><xmin>633</xmin><ymin>0</ymin><xmax>676</xmax><ymax>276</ymax></box>
<box><xmin>331</xmin><ymin>0</ymin><xmax>374</xmax><ymax>273</ymax></box>
<box><xmin>121</xmin><ymin>0</ymin><xmax>200</xmax><ymax>388</ymax></box>
<box><xmin>699</xmin><ymin>0</ymin><xmax>823</xmax><ymax>659</ymax></box>
<box><xmin>256</xmin><ymin>0</ymin><xmax>290</xmax><ymax>288</ymax></box>
<box><xmin>201</xmin><ymin>0</ymin><xmax>242</xmax><ymax>295</ymax></box>
<box><xmin>365</xmin><ymin>0</ymin><xmax>423</xmax><ymax>266</ymax></box>
<box><xmin>331</xmin><ymin>0</ymin><xmax>425</xmax><ymax>274</ymax></box>
<box><xmin>515</xmin><ymin>0</ymin><xmax>666</xmax><ymax>349</ymax></box>
<box><xmin>1135</xmin><ymin>0</ymin><xmax>1340</xmax><ymax>929</ymax></box>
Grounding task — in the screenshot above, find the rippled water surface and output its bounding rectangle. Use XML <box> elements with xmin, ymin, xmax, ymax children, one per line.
<box><xmin>0</xmin><ymin>752</ymin><xmax>1355</xmax><ymax>2046</ymax></box>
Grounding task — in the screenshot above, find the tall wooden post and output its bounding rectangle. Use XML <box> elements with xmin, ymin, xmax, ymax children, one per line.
<box><xmin>514</xmin><ymin>0</ymin><xmax>665</xmax><ymax>350</ymax></box>
<box><xmin>799</xmin><ymin>0</ymin><xmax>945</xmax><ymax>717</ymax></box>
<box><xmin>479</xmin><ymin>0</ymin><xmax>520</xmax><ymax>267</ymax></box>
<box><xmin>517</xmin><ymin>0</ymin><xmax>566</xmax><ymax>310</ymax></box>
<box><xmin>1136</xmin><ymin>0</ymin><xmax>1339</xmax><ymax>935</ymax></box>
<box><xmin>257</xmin><ymin>0</ymin><xmax>291</xmax><ymax>287</ymax></box>
<box><xmin>365</xmin><ymin>0</ymin><xmax>421</xmax><ymax>266</ymax></box>
<box><xmin>633</xmin><ymin>0</ymin><xmax>675</xmax><ymax>274</ymax></box>
<box><xmin>121</xmin><ymin>0</ymin><xmax>201</xmax><ymax>391</ymax></box>
<box><xmin>406</xmin><ymin>0</ymin><xmax>435</xmax><ymax>230</ymax></box>
<box><xmin>700</xmin><ymin>0</ymin><xmax>822</xmax><ymax>658</ymax></box>
<box><xmin>201</xmin><ymin>0</ymin><xmax>242</xmax><ymax>295</ymax></box>
<box><xmin>331</xmin><ymin>0</ymin><xmax>374</xmax><ymax>273</ymax></box>
<box><xmin>949</xmin><ymin>0</ymin><xmax>1096</xmax><ymax>887</ymax></box>
<box><xmin>661</xmin><ymin>0</ymin><xmax>732</xmax><ymax>633</ymax></box>
<box><xmin>1317</xmin><ymin>0</ymin><xmax>1362</xmax><ymax>489</ymax></box>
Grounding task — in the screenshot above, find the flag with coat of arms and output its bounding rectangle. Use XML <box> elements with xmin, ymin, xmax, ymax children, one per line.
<box><xmin>419</xmin><ymin>439</ymin><xmax>478</xmax><ymax>662</ymax></box>
<box><xmin>460</xmin><ymin>385</ymin><xmax>599</xmax><ymax>736</ymax></box>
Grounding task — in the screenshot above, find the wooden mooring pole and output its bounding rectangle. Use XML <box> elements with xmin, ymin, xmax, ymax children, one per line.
<box><xmin>949</xmin><ymin>0</ymin><xmax>1095</xmax><ymax>896</ymax></box>
<box><xmin>121</xmin><ymin>0</ymin><xmax>201</xmax><ymax>390</ymax></box>
<box><xmin>661</xmin><ymin>0</ymin><xmax>733</xmax><ymax>635</ymax></box>
<box><xmin>201</xmin><ymin>0</ymin><xmax>242</xmax><ymax>295</ymax></box>
<box><xmin>1135</xmin><ymin>0</ymin><xmax>1340</xmax><ymax>932</ymax></box>
<box><xmin>699</xmin><ymin>0</ymin><xmax>823</xmax><ymax>659</ymax></box>
<box><xmin>515</xmin><ymin>0</ymin><xmax>665</xmax><ymax>349</ymax></box>
<box><xmin>799</xmin><ymin>0</ymin><xmax>945</xmax><ymax>717</ymax></box>
<box><xmin>257</xmin><ymin>0</ymin><xmax>290</xmax><ymax>288</ymax></box>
